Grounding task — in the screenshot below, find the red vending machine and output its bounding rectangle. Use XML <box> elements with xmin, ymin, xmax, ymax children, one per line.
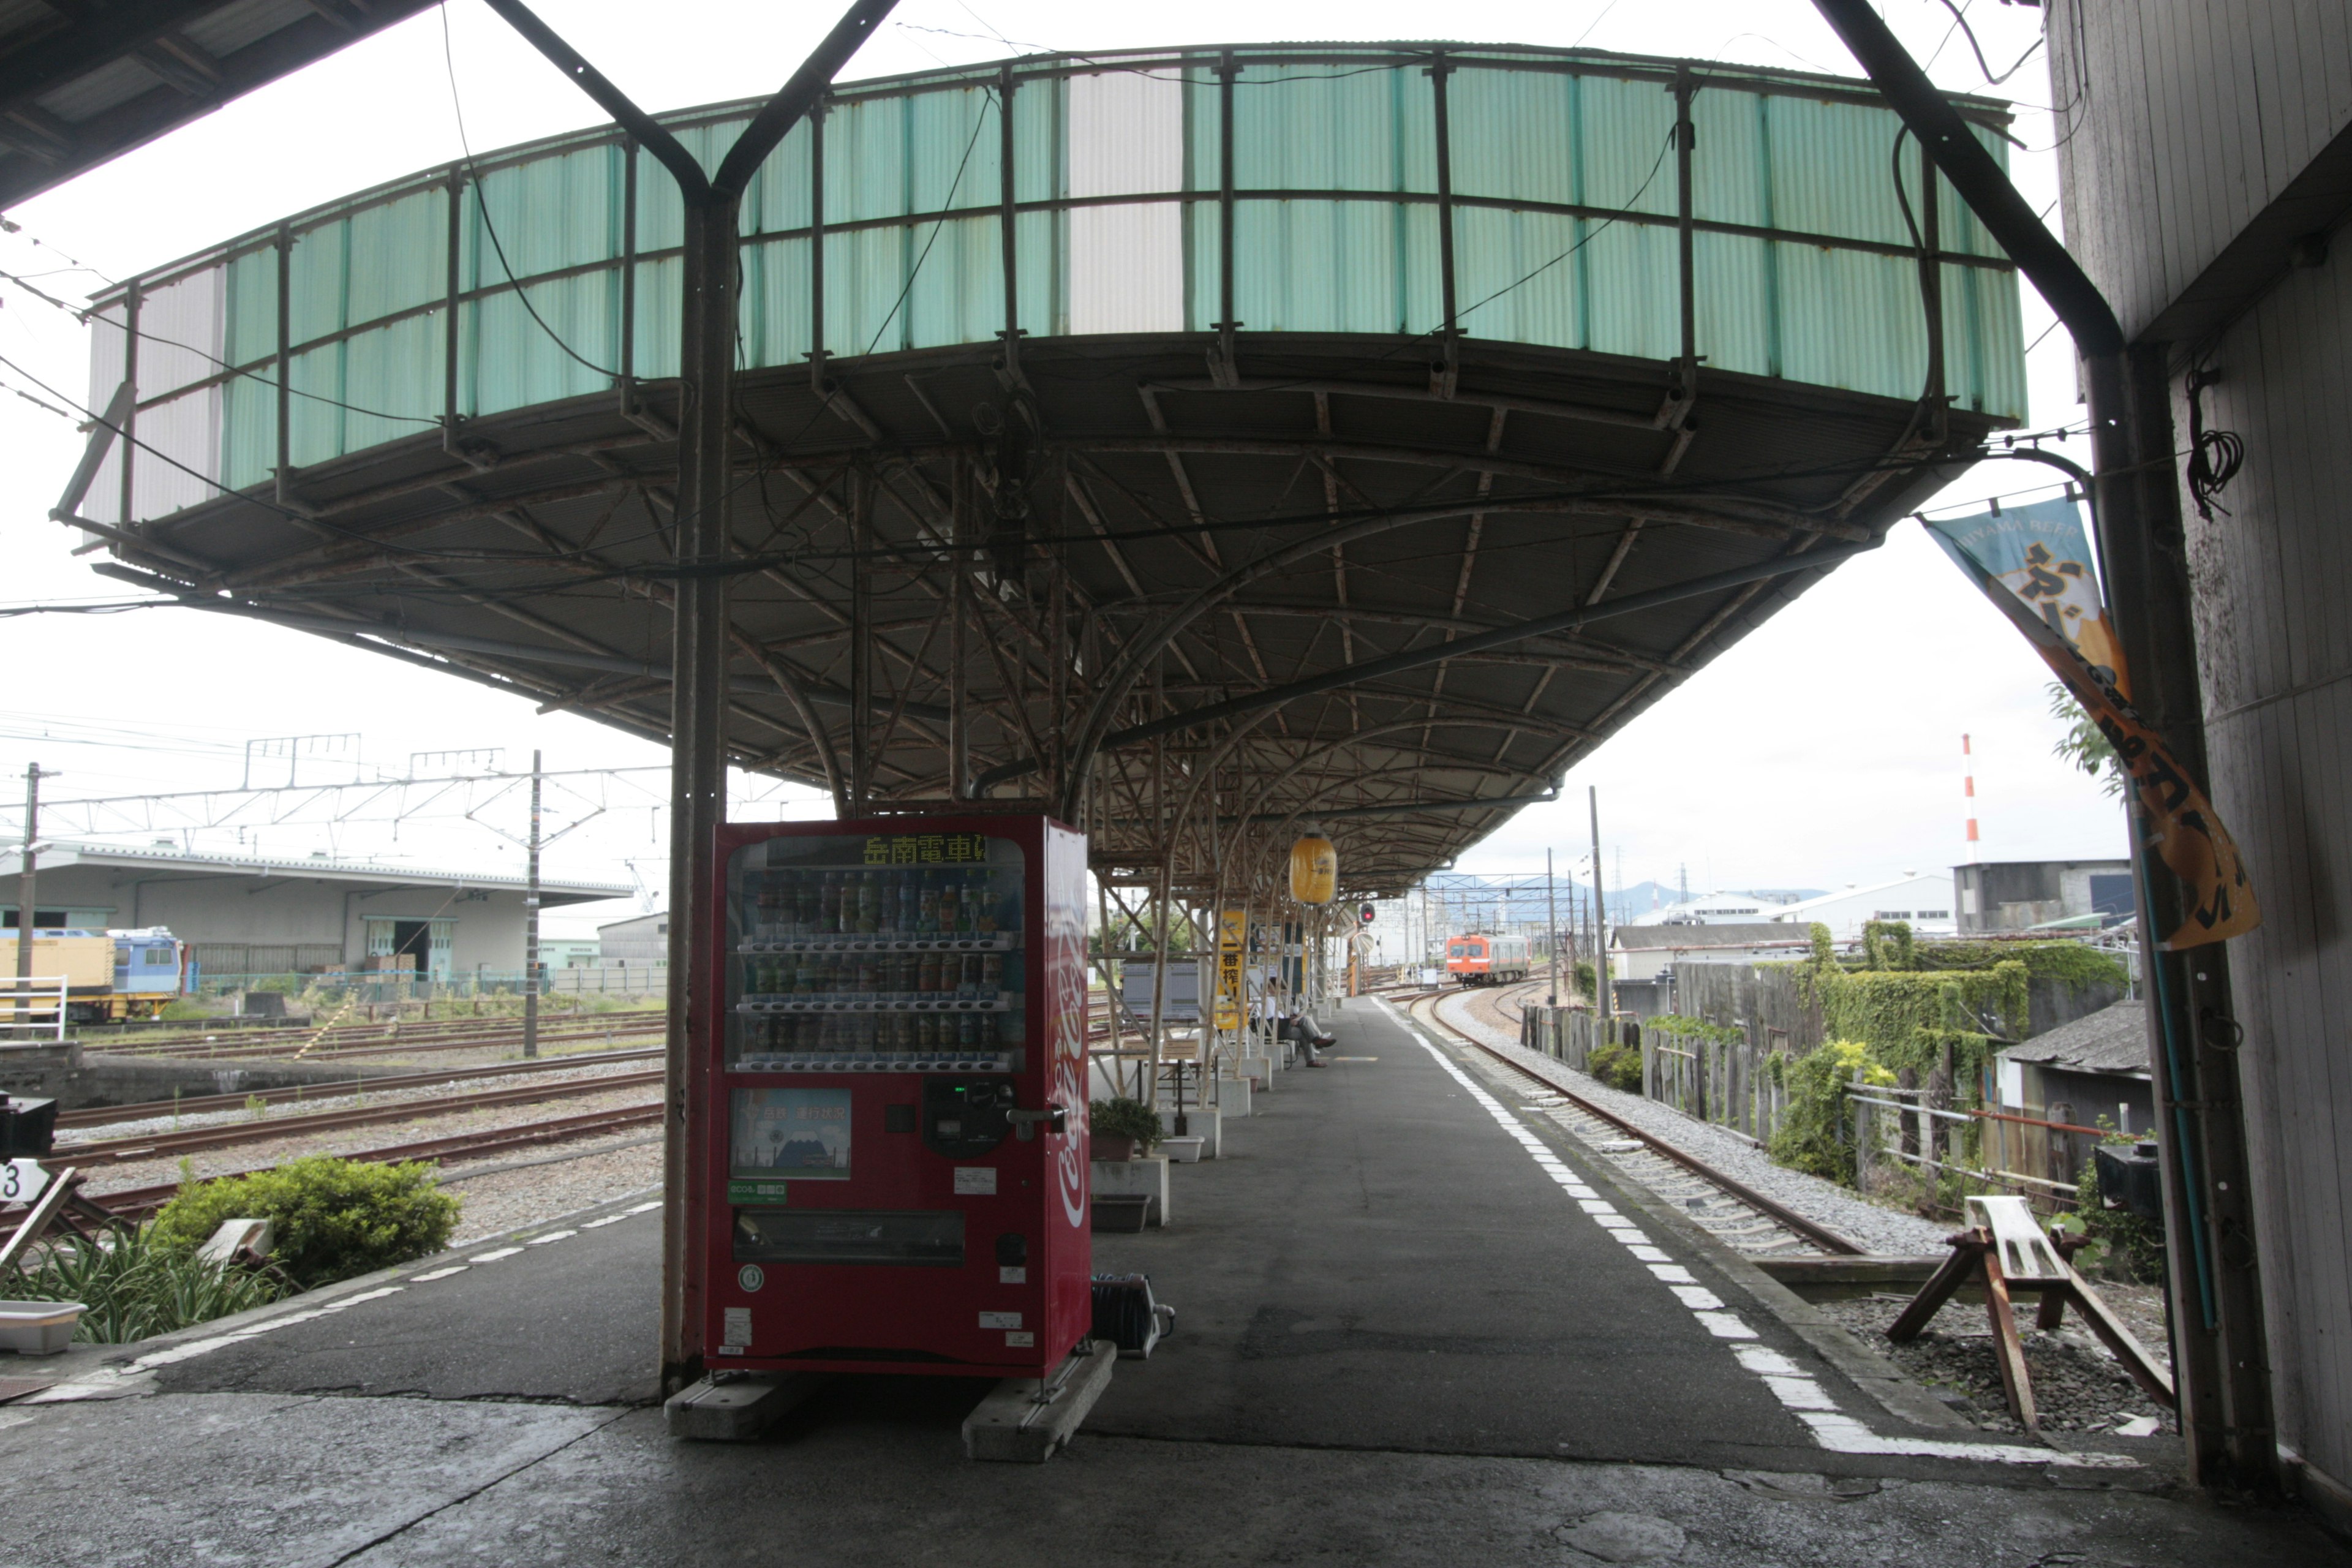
<box><xmin>703</xmin><ymin>815</ymin><xmax>1093</xmax><ymax>1378</ymax></box>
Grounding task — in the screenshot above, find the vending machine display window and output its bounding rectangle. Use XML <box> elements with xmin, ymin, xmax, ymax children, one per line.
<box><xmin>724</xmin><ymin>830</ymin><xmax>1026</xmax><ymax>1075</ymax></box>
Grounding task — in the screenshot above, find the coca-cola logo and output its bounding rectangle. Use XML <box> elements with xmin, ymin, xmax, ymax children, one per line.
<box><xmin>1045</xmin><ymin>832</ymin><xmax>1089</xmax><ymax>1229</ymax></box>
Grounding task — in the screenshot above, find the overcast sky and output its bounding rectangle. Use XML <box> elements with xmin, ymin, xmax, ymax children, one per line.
<box><xmin>0</xmin><ymin>0</ymin><xmax>2110</xmax><ymax>934</ymax></box>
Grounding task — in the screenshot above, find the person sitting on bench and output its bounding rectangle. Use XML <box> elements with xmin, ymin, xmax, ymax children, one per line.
<box><xmin>1279</xmin><ymin>1011</ymin><xmax>1335</xmax><ymax>1066</ymax></box>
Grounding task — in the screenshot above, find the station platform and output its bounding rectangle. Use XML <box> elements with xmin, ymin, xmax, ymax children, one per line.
<box><xmin>5</xmin><ymin>1000</ymin><xmax>2343</xmax><ymax>1567</ymax></box>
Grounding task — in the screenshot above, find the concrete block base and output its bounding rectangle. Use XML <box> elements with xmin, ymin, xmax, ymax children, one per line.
<box><xmin>664</xmin><ymin>1371</ymin><xmax>823</xmax><ymax>1441</ymax></box>
<box><xmin>1154</xmin><ymin>1104</ymin><xmax>1219</xmax><ymax>1157</ymax></box>
<box><xmin>1238</xmin><ymin>1054</ymin><xmax>1273</xmax><ymax>1088</ymax></box>
<box><xmin>1091</xmin><ymin>1155</ymin><xmax>1170</xmax><ymax>1225</ymax></box>
<box><xmin>1212</xmin><ymin>1076</ymin><xmax>1251</xmax><ymax>1117</ymax></box>
<box><xmin>962</xmin><ymin>1340</ymin><xmax>1117</xmax><ymax>1461</ymax></box>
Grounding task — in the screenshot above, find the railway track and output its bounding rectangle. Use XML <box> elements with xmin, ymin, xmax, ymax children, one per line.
<box><xmin>119</xmin><ymin>1019</ymin><xmax>662</xmax><ymax>1063</ymax></box>
<box><xmin>25</xmin><ymin>1102</ymin><xmax>669</xmax><ymax>1232</ymax></box>
<box><xmin>97</xmin><ymin>1011</ymin><xmax>637</xmax><ymax>1049</ymax></box>
<box><xmin>55</xmin><ymin>1070</ymin><xmax>666</xmax><ymax>1164</ymax></box>
<box><xmin>55</xmin><ymin>1048</ymin><xmax>665</xmax><ymax>1131</ymax></box>
<box><xmin>1409</xmin><ymin>987</ymin><xmax>1865</xmax><ymax>1259</ymax></box>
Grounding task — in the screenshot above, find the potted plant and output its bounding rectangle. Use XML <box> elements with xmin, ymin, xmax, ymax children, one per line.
<box><xmin>1089</xmin><ymin>1097</ymin><xmax>1163</xmax><ymax>1163</ymax></box>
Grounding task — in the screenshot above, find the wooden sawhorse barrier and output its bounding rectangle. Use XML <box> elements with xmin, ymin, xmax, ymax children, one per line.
<box><xmin>1888</xmin><ymin>1194</ymin><xmax>2175</xmax><ymax>1431</ymax></box>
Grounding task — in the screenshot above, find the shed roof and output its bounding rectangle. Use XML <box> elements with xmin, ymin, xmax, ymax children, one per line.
<box><xmin>5</xmin><ymin>838</ymin><xmax>630</xmax><ymax>905</ymax></box>
<box><xmin>1611</xmin><ymin>922</ymin><xmax>1809</xmax><ymax>951</ymax></box>
<box><xmin>1999</xmin><ymin>1000</ymin><xmax>2150</xmax><ymax>1079</ymax></box>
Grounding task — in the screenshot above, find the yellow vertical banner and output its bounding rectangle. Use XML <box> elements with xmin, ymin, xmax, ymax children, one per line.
<box><xmin>1215</xmin><ymin>910</ymin><xmax>1245</xmax><ymax>1030</ymax></box>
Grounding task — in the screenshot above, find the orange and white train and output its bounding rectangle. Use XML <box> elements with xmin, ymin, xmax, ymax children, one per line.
<box><xmin>1444</xmin><ymin>932</ymin><xmax>1531</xmax><ymax>986</ymax></box>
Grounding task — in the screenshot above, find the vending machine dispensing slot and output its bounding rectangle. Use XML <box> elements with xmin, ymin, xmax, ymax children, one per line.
<box><xmin>701</xmin><ymin>816</ymin><xmax>1095</xmax><ymax>1382</ymax></box>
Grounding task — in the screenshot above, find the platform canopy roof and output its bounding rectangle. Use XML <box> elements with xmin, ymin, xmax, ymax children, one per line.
<box><xmin>0</xmin><ymin>0</ymin><xmax>437</xmax><ymax>211</ymax></box>
<box><xmin>68</xmin><ymin>42</ymin><xmax>2026</xmax><ymax>902</ymax></box>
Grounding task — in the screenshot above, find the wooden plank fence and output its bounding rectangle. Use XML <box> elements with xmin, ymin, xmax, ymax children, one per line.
<box><xmin>1521</xmin><ymin>958</ymin><xmax>2128</xmax><ymax>1212</ymax></box>
<box><xmin>1520</xmin><ymin>1004</ymin><xmax>1799</xmax><ymax>1145</ymax></box>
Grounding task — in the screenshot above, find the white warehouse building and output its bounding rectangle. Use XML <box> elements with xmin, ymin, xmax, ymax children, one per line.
<box><xmin>1766</xmin><ymin>873</ymin><xmax>1958</xmax><ymax>943</ymax></box>
<box><xmin>1</xmin><ymin>839</ymin><xmax>631</xmax><ymax>979</ymax></box>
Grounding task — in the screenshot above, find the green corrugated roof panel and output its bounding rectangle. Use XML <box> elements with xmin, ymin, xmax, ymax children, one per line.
<box><xmin>89</xmin><ymin>43</ymin><xmax>2031</xmax><ymax>523</ymax></box>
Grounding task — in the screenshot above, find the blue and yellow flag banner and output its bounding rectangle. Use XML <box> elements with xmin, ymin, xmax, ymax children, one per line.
<box><xmin>1925</xmin><ymin>499</ymin><xmax>2130</xmax><ymax>697</ymax></box>
<box><xmin>1926</xmin><ymin>502</ymin><xmax>2258</xmax><ymax>949</ymax></box>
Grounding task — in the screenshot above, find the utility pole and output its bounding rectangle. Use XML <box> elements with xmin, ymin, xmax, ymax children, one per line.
<box><xmin>524</xmin><ymin>749</ymin><xmax>541</xmax><ymax>1060</ymax></box>
<box><xmin>14</xmin><ymin>763</ymin><xmax>50</xmax><ymax>1025</ymax></box>
<box><xmin>1588</xmin><ymin>786</ymin><xmax>1611</xmax><ymax>1018</ymax></box>
<box><xmin>1545</xmin><ymin>847</ymin><xmax>1560</xmax><ymax>1006</ymax></box>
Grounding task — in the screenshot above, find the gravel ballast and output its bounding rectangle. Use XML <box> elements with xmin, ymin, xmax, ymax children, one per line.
<box><xmin>1431</xmin><ymin>990</ymin><xmax>1950</xmax><ymax>1256</ymax></box>
<box><xmin>1819</xmin><ymin>1292</ymin><xmax>2177</xmax><ymax>1437</ymax></box>
<box><xmin>441</xmin><ymin>1136</ymin><xmax>664</xmax><ymax>1243</ymax></box>
<box><xmin>77</xmin><ymin>1077</ymin><xmax>661</xmax><ymax>1197</ymax></box>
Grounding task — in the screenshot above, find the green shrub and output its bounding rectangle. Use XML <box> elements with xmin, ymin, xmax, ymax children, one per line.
<box><xmin>1767</xmin><ymin>1039</ymin><xmax>1895</xmax><ymax>1185</ymax></box>
<box><xmin>150</xmin><ymin>1157</ymin><xmax>461</xmax><ymax>1289</ymax></box>
<box><xmin>1644</xmin><ymin>1013</ymin><xmax>1747</xmax><ymax>1046</ymax></box>
<box><xmin>1586</xmin><ymin>1041</ymin><xmax>1643</xmax><ymax>1092</ymax></box>
<box><xmin>1</xmin><ymin>1224</ymin><xmax>284</xmax><ymax>1343</ymax></box>
<box><xmin>1573</xmin><ymin>961</ymin><xmax>1597</xmax><ymax>998</ymax></box>
<box><xmin>1088</xmin><ymin>1097</ymin><xmax>1164</xmax><ymax>1150</ymax></box>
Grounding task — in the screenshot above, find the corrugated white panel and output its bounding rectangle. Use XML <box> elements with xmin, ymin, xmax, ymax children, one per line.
<box><xmin>81</xmin><ymin>303</ymin><xmax>126</xmax><ymax>526</ymax></box>
<box><xmin>138</xmin><ymin>267</ymin><xmax>224</xmax><ymax>398</ymax></box>
<box><xmin>1068</xmin><ymin>67</ymin><xmax>1183</xmax><ymax>335</ymax></box>
<box><xmin>132</xmin><ymin>385</ymin><xmax>222</xmax><ymax>521</ymax></box>
<box><xmin>126</xmin><ymin>268</ymin><xmax>226</xmax><ymax>523</ymax></box>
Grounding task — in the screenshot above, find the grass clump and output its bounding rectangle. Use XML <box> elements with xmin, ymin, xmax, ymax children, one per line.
<box><xmin>1</xmin><ymin>1224</ymin><xmax>284</xmax><ymax>1343</ymax></box>
<box><xmin>150</xmin><ymin>1156</ymin><xmax>461</xmax><ymax>1289</ymax></box>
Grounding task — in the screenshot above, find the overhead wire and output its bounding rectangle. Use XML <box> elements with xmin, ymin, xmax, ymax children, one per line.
<box><xmin>0</xmin><ymin>265</ymin><xmax>440</xmax><ymax>427</ymax></box>
<box><xmin>439</xmin><ymin>2</ymin><xmax>617</xmax><ymax>380</ymax></box>
<box><xmin>1931</xmin><ymin>0</ymin><xmax>2046</xmax><ymax>86</ymax></box>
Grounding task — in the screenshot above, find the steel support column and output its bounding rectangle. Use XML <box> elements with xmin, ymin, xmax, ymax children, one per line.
<box><xmin>663</xmin><ymin>192</ymin><xmax>736</xmax><ymax>1390</ymax></box>
<box><xmin>1809</xmin><ymin>0</ymin><xmax>2274</xmax><ymax>1491</ymax></box>
<box><xmin>484</xmin><ymin>0</ymin><xmax>899</xmax><ymax>1399</ymax></box>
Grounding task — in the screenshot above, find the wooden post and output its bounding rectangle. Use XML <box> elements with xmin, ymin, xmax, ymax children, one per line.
<box><xmin>1981</xmin><ymin>1246</ymin><xmax>2037</xmax><ymax>1430</ymax></box>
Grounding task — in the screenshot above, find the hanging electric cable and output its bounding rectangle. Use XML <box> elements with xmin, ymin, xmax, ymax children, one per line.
<box><xmin>440</xmin><ymin>4</ymin><xmax>618</xmax><ymax>381</ymax></box>
<box><xmin>2184</xmin><ymin>367</ymin><xmax>2244</xmax><ymax>522</ymax></box>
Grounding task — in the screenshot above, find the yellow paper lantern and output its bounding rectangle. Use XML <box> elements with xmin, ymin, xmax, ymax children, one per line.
<box><xmin>1289</xmin><ymin>835</ymin><xmax>1337</xmax><ymax>905</ymax></box>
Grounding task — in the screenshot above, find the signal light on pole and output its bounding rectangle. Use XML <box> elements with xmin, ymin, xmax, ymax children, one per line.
<box><xmin>1359</xmin><ymin>903</ymin><xmax>1376</xmax><ymax>925</ymax></box>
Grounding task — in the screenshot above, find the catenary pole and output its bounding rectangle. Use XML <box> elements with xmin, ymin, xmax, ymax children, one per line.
<box><xmin>523</xmin><ymin>749</ymin><xmax>541</xmax><ymax>1060</ymax></box>
<box><xmin>14</xmin><ymin>763</ymin><xmax>47</xmax><ymax>1025</ymax></box>
<box><xmin>1588</xmin><ymin>787</ymin><xmax>1610</xmax><ymax>1019</ymax></box>
<box><xmin>1546</xmin><ymin>847</ymin><xmax>1560</xmax><ymax>1006</ymax></box>
<box><xmin>485</xmin><ymin>0</ymin><xmax>898</xmax><ymax>1398</ymax></box>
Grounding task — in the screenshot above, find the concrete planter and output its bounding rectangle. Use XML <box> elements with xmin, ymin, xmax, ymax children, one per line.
<box><xmin>1154</xmin><ymin>1104</ymin><xmax>1221</xmax><ymax>1156</ymax></box>
<box><xmin>0</xmin><ymin>1299</ymin><xmax>83</xmax><ymax>1355</ymax></box>
<box><xmin>1091</xmin><ymin>1155</ymin><xmax>1170</xmax><ymax>1226</ymax></box>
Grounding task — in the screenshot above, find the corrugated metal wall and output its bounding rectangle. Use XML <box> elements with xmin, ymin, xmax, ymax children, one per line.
<box><xmin>2048</xmin><ymin>0</ymin><xmax>2352</xmax><ymax>1513</ymax></box>
<box><xmin>84</xmin><ymin>46</ymin><xmax>2026</xmax><ymax>528</ymax></box>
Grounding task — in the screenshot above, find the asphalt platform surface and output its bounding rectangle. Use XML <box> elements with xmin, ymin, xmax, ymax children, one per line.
<box><xmin>2</xmin><ymin>997</ymin><xmax>2343</xmax><ymax>1567</ymax></box>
